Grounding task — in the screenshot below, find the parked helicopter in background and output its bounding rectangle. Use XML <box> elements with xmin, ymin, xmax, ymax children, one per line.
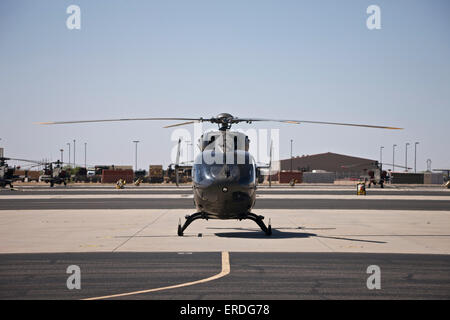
<box><xmin>38</xmin><ymin>160</ymin><xmax>69</xmax><ymax>187</ymax></box>
<box><xmin>0</xmin><ymin>157</ymin><xmax>20</xmax><ymax>189</ymax></box>
<box><xmin>341</xmin><ymin>161</ymin><xmax>412</xmax><ymax>188</ymax></box>
<box><xmin>1</xmin><ymin>156</ymin><xmax>71</xmax><ymax>188</ymax></box>
<box><xmin>0</xmin><ymin>155</ymin><xmax>53</xmax><ymax>189</ymax></box>
<box><xmin>39</xmin><ymin>113</ymin><xmax>402</xmax><ymax>235</ymax></box>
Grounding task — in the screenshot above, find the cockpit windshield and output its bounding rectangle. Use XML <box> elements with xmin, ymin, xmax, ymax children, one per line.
<box><xmin>193</xmin><ymin>151</ymin><xmax>256</xmax><ymax>186</ymax></box>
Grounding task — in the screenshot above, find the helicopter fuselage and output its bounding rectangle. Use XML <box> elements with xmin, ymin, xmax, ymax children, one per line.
<box><xmin>191</xmin><ymin>149</ymin><xmax>257</xmax><ymax>219</ymax></box>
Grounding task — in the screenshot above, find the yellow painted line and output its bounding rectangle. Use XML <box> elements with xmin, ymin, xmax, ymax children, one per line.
<box><xmin>83</xmin><ymin>251</ymin><xmax>230</xmax><ymax>300</ymax></box>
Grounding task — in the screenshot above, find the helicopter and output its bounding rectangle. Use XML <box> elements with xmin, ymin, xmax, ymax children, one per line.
<box><xmin>341</xmin><ymin>161</ymin><xmax>412</xmax><ymax>188</ymax></box>
<box><xmin>8</xmin><ymin>158</ymin><xmax>71</xmax><ymax>187</ymax></box>
<box><xmin>39</xmin><ymin>113</ymin><xmax>402</xmax><ymax>235</ymax></box>
<box><xmin>37</xmin><ymin>160</ymin><xmax>70</xmax><ymax>187</ymax></box>
<box><xmin>0</xmin><ymin>155</ymin><xmax>46</xmax><ymax>189</ymax></box>
<box><xmin>0</xmin><ymin>157</ymin><xmax>21</xmax><ymax>189</ymax></box>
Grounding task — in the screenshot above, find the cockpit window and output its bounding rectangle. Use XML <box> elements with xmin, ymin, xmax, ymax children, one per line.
<box><xmin>193</xmin><ymin>150</ymin><xmax>256</xmax><ymax>185</ymax></box>
<box><xmin>193</xmin><ymin>163</ymin><xmax>255</xmax><ymax>185</ymax></box>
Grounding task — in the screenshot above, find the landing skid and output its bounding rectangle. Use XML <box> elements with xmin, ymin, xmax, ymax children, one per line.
<box><xmin>177</xmin><ymin>212</ymin><xmax>272</xmax><ymax>236</ymax></box>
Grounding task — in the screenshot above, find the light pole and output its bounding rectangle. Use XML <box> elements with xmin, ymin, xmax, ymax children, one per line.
<box><xmin>414</xmin><ymin>142</ymin><xmax>419</xmax><ymax>173</ymax></box>
<box><xmin>67</xmin><ymin>143</ymin><xmax>71</xmax><ymax>167</ymax></box>
<box><xmin>405</xmin><ymin>142</ymin><xmax>410</xmax><ymax>172</ymax></box>
<box><xmin>73</xmin><ymin>139</ymin><xmax>76</xmax><ymax>167</ymax></box>
<box><xmin>380</xmin><ymin>146</ymin><xmax>384</xmax><ymax>166</ymax></box>
<box><xmin>392</xmin><ymin>144</ymin><xmax>397</xmax><ymax>172</ymax></box>
<box><xmin>133</xmin><ymin>141</ymin><xmax>140</xmax><ymax>172</ymax></box>
<box><xmin>84</xmin><ymin>143</ymin><xmax>87</xmax><ymax>168</ymax></box>
<box><xmin>290</xmin><ymin>139</ymin><xmax>293</xmax><ymax>172</ymax></box>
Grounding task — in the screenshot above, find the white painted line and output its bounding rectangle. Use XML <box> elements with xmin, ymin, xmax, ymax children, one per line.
<box><xmin>83</xmin><ymin>251</ymin><xmax>230</xmax><ymax>300</ymax></box>
<box><xmin>14</xmin><ymin>188</ymin><xmax>193</xmax><ymax>192</ymax></box>
<box><xmin>1</xmin><ymin>194</ymin><xmax>449</xmax><ymax>200</ymax></box>
<box><xmin>0</xmin><ymin>194</ymin><xmax>194</xmax><ymax>199</ymax></box>
<box><xmin>256</xmin><ymin>194</ymin><xmax>450</xmax><ymax>200</ymax></box>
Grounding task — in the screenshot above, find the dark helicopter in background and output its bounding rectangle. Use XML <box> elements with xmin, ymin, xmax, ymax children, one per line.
<box><xmin>37</xmin><ymin>160</ymin><xmax>70</xmax><ymax>187</ymax></box>
<box><xmin>1</xmin><ymin>153</ymin><xmax>70</xmax><ymax>188</ymax></box>
<box><xmin>341</xmin><ymin>161</ymin><xmax>412</xmax><ymax>188</ymax></box>
<box><xmin>0</xmin><ymin>157</ymin><xmax>21</xmax><ymax>189</ymax></box>
<box><xmin>39</xmin><ymin>113</ymin><xmax>402</xmax><ymax>235</ymax></box>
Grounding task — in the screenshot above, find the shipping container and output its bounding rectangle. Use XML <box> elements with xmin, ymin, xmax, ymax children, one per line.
<box><xmin>423</xmin><ymin>172</ymin><xmax>444</xmax><ymax>185</ymax></box>
<box><xmin>278</xmin><ymin>171</ymin><xmax>303</xmax><ymax>184</ymax></box>
<box><xmin>149</xmin><ymin>165</ymin><xmax>164</xmax><ymax>183</ymax></box>
<box><xmin>391</xmin><ymin>172</ymin><xmax>424</xmax><ymax>184</ymax></box>
<box><xmin>101</xmin><ymin>169</ymin><xmax>134</xmax><ymax>184</ymax></box>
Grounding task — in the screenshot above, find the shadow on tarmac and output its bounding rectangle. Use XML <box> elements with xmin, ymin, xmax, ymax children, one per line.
<box><xmin>211</xmin><ymin>227</ymin><xmax>387</xmax><ymax>243</ymax></box>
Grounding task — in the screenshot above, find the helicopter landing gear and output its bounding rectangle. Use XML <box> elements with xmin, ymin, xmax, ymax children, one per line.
<box><xmin>177</xmin><ymin>212</ymin><xmax>272</xmax><ymax>236</ymax></box>
<box><xmin>242</xmin><ymin>212</ymin><xmax>272</xmax><ymax>236</ymax></box>
<box><xmin>177</xmin><ymin>212</ymin><xmax>209</xmax><ymax>236</ymax></box>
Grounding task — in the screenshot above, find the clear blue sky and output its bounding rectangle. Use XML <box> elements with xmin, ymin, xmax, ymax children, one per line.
<box><xmin>1</xmin><ymin>0</ymin><xmax>449</xmax><ymax>171</ymax></box>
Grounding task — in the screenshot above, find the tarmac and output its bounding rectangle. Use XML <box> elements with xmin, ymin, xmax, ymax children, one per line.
<box><xmin>0</xmin><ymin>183</ymin><xmax>449</xmax><ymax>299</ymax></box>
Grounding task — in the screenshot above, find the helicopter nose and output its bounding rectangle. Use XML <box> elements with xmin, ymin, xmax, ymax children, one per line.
<box><xmin>197</xmin><ymin>180</ymin><xmax>254</xmax><ymax>203</ymax></box>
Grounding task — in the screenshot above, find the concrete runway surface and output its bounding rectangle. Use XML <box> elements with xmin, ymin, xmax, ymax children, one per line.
<box><xmin>0</xmin><ymin>184</ymin><xmax>449</xmax><ymax>299</ymax></box>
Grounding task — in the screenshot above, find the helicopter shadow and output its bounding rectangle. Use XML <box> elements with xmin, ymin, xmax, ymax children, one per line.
<box><xmin>210</xmin><ymin>227</ymin><xmax>386</xmax><ymax>243</ymax></box>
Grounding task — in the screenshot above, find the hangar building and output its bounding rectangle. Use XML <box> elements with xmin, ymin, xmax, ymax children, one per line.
<box><xmin>279</xmin><ymin>152</ymin><xmax>378</xmax><ymax>179</ymax></box>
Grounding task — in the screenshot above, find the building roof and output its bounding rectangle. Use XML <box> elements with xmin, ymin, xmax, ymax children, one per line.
<box><xmin>280</xmin><ymin>152</ymin><xmax>377</xmax><ymax>173</ymax></box>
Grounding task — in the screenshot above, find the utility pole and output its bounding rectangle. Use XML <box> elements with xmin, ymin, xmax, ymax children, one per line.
<box><xmin>405</xmin><ymin>142</ymin><xmax>410</xmax><ymax>172</ymax></box>
<box><xmin>290</xmin><ymin>139</ymin><xmax>293</xmax><ymax>172</ymax></box>
<box><xmin>60</xmin><ymin>149</ymin><xmax>64</xmax><ymax>163</ymax></box>
<box><xmin>133</xmin><ymin>141</ymin><xmax>140</xmax><ymax>172</ymax></box>
<box><xmin>84</xmin><ymin>143</ymin><xmax>87</xmax><ymax>168</ymax></box>
<box><xmin>380</xmin><ymin>146</ymin><xmax>384</xmax><ymax>166</ymax></box>
<box><xmin>392</xmin><ymin>144</ymin><xmax>397</xmax><ymax>172</ymax></box>
<box><xmin>67</xmin><ymin>143</ymin><xmax>71</xmax><ymax>168</ymax></box>
<box><xmin>414</xmin><ymin>142</ymin><xmax>419</xmax><ymax>173</ymax></box>
<box><xmin>73</xmin><ymin>139</ymin><xmax>76</xmax><ymax>167</ymax></box>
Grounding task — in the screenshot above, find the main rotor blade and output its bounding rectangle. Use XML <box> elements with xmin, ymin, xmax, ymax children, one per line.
<box><xmin>163</xmin><ymin>121</ymin><xmax>196</xmax><ymax>128</ymax></box>
<box><xmin>2</xmin><ymin>157</ymin><xmax>42</xmax><ymax>164</ymax></box>
<box><xmin>37</xmin><ymin>115</ymin><xmax>402</xmax><ymax>130</ymax></box>
<box><xmin>234</xmin><ymin>118</ymin><xmax>403</xmax><ymax>130</ymax></box>
<box><xmin>381</xmin><ymin>163</ymin><xmax>412</xmax><ymax>170</ymax></box>
<box><xmin>37</xmin><ymin>117</ymin><xmax>206</xmax><ymax>125</ymax></box>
